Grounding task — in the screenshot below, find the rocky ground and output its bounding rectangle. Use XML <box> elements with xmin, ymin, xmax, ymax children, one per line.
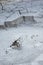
<box><xmin>0</xmin><ymin>0</ymin><xmax>43</xmax><ymax>25</ymax></box>
<box><xmin>0</xmin><ymin>0</ymin><xmax>43</xmax><ymax>65</ymax></box>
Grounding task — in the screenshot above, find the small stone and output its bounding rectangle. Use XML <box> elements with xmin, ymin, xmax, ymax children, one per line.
<box><xmin>5</xmin><ymin>50</ymin><xmax>8</xmax><ymax>54</ymax></box>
